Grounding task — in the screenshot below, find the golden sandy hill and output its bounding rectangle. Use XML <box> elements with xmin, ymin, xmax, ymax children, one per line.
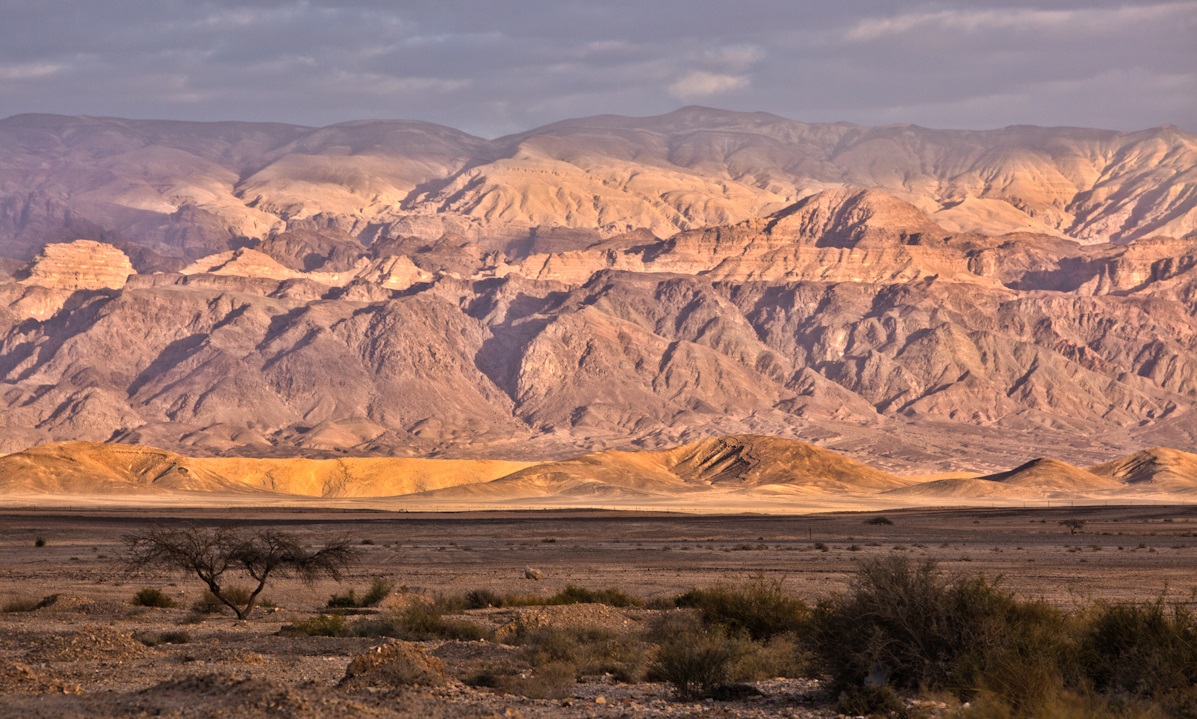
<box><xmin>415</xmin><ymin>434</ymin><xmax>910</xmax><ymax>500</ymax></box>
<box><xmin>0</xmin><ymin>441</ymin><xmax>533</xmax><ymax>498</ymax></box>
<box><xmin>1089</xmin><ymin>448</ymin><xmax>1197</xmax><ymax>491</ymax></box>
<box><xmin>0</xmin><ymin>442</ymin><xmax>251</xmax><ymax>495</ymax></box>
<box><xmin>888</xmin><ymin>457</ymin><xmax>1122</xmax><ymax>499</ymax></box>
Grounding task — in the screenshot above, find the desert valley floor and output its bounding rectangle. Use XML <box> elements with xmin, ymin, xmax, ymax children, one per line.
<box><xmin>3</xmin><ymin>505</ymin><xmax>1197</xmax><ymax>718</ymax></box>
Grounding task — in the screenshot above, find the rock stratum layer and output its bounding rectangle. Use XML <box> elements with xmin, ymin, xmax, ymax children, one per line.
<box><xmin>0</xmin><ymin>110</ymin><xmax>1195</xmax><ymax>473</ymax></box>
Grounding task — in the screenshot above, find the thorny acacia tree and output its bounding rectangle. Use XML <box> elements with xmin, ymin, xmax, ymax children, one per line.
<box><xmin>121</xmin><ymin>524</ymin><xmax>360</xmax><ymax>620</ymax></box>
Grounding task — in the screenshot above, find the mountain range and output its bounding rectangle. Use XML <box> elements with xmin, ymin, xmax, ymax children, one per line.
<box><xmin>0</xmin><ymin>109</ymin><xmax>1194</xmax><ymax>476</ymax></box>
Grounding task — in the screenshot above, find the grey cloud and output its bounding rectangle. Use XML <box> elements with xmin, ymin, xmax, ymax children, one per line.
<box><xmin>0</xmin><ymin>0</ymin><xmax>1192</xmax><ymax>135</ymax></box>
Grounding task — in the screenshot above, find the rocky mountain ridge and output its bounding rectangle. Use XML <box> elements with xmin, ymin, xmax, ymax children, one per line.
<box><xmin>0</xmin><ymin>110</ymin><xmax>1194</xmax><ymax>472</ymax></box>
<box><xmin>2</xmin><ymin>109</ymin><xmax>1194</xmax><ymax>272</ymax></box>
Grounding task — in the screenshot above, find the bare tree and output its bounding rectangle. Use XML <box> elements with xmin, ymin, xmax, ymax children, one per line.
<box><xmin>1059</xmin><ymin>519</ymin><xmax>1086</xmax><ymax>535</ymax></box>
<box><xmin>121</xmin><ymin>525</ymin><xmax>360</xmax><ymax>620</ymax></box>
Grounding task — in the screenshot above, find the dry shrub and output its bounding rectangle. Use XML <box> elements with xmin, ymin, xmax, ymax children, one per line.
<box><xmin>132</xmin><ymin>588</ymin><xmax>176</xmax><ymax>608</ymax></box>
<box><xmin>1080</xmin><ymin>600</ymin><xmax>1197</xmax><ymax>715</ymax></box>
<box><xmin>2</xmin><ymin>597</ymin><xmax>42</xmax><ymax>613</ymax></box>
<box><xmin>674</xmin><ymin>576</ymin><xmax>808</xmax><ymax>641</ymax></box>
<box><xmin>498</xmin><ymin>661</ymin><xmax>576</xmax><ymax>699</ymax></box>
<box><xmin>514</xmin><ymin>624</ymin><xmax>652</xmax><ymax>682</ymax></box>
<box><xmin>327</xmin><ymin>577</ymin><xmax>393</xmax><ymax>608</ymax></box>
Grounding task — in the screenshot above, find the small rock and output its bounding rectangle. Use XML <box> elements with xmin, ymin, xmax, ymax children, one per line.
<box><xmin>595</xmin><ymin>695</ymin><xmax>607</xmax><ymax>705</ymax></box>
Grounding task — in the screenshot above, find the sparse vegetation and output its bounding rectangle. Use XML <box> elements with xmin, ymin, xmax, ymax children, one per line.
<box><xmin>121</xmin><ymin>524</ymin><xmax>360</xmax><ymax>620</ymax></box>
<box><xmin>2</xmin><ymin>596</ymin><xmax>43</xmax><ymax>613</ymax></box>
<box><xmin>1061</xmin><ymin>519</ymin><xmax>1087</xmax><ymax>535</ymax></box>
<box><xmin>34</xmin><ymin>537</ymin><xmax>46</xmax><ymax>547</ymax></box>
<box><xmin>132</xmin><ymin>587</ymin><xmax>176</xmax><ymax>608</ymax></box>
<box><xmin>327</xmin><ymin>577</ymin><xmax>393</xmax><ymax>608</ymax></box>
<box><xmin>864</xmin><ymin>516</ymin><xmax>895</xmax><ymax>526</ymax></box>
<box><xmin>673</xmin><ymin>576</ymin><xmax>808</xmax><ymax>641</ymax></box>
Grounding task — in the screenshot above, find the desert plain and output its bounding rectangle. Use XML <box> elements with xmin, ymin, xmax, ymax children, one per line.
<box><xmin>4</xmin><ymin>503</ymin><xmax>1197</xmax><ymax>718</ymax></box>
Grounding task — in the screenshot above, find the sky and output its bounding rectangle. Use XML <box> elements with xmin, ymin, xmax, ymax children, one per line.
<box><xmin>1</xmin><ymin>0</ymin><xmax>1194</xmax><ymax>137</ymax></box>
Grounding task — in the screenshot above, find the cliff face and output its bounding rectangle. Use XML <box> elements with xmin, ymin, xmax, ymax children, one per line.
<box><xmin>1</xmin><ymin>188</ymin><xmax>1194</xmax><ymax>470</ymax></box>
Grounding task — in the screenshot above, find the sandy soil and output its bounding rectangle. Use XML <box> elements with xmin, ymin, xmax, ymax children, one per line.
<box><xmin>3</xmin><ymin>505</ymin><xmax>1197</xmax><ymax>717</ymax></box>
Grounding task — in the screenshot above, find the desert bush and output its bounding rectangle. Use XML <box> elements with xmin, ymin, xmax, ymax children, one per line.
<box><xmin>34</xmin><ymin>537</ymin><xmax>46</xmax><ymax>547</ymax></box>
<box><xmin>957</xmin><ymin>690</ymin><xmax>1166</xmax><ymax>719</ymax></box>
<box><xmin>286</xmin><ymin>613</ymin><xmax>351</xmax><ymax>637</ymax></box>
<box><xmin>674</xmin><ymin>576</ymin><xmax>808</xmax><ymax>641</ymax></box>
<box><xmin>327</xmin><ymin>577</ymin><xmax>394</xmax><ymax>609</ymax></box>
<box><xmin>350</xmin><ymin>602</ymin><xmax>487</xmax><ymax>641</ymax></box>
<box><xmin>498</xmin><ymin>661</ymin><xmax>577</xmax><ymax>699</ymax></box>
<box><xmin>465</xmin><ymin>588</ymin><xmax>506</xmax><ymax>609</ymax></box>
<box><xmin>2</xmin><ymin>596</ymin><xmax>41</xmax><ymax>613</ymax></box>
<box><xmin>837</xmin><ymin>684</ymin><xmax>906</xmax><ymax>716</ymax></box>
<box><xmin>132</xmin><ymin>587</ymin><xmax>176</xmax><ymax>608</ymax></box>
<box><xmin>513</xmin><ymin>624</ymin><xmax>653</xmax><ymax>682</ymax></box>
<box><xmin>547</xmin><ymin>584</ymin><xmax>641</xmax><ymax>607</ymax></box>
<box><xmin>650</xmin><ymin>616</ymin><xmax>749</xmax><ymax>699</ymax></box>
<box><xmin>864</xmin><ymin>516</ymin><xmax>895</xmax><ymax>526</ymax></box>
<box><xmin>811</xmin><ymin>556</ymin><xmax>1076</xmax><ymax>711</ymax></box>
<box><xmin>1079</xmin><ymin>599</ymin><xmax>1197</xmax><ymax>713</ymax></box>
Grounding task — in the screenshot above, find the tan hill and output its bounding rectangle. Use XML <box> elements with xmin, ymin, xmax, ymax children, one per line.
<box><xmin>889</xmin><ymin>457</ymin><xmax>1122</xmax><ymax>499</ymax></box>
<box><xmin>0</xmin><ymin>441</ymin><xmax>253</xmax><ymax>495</ymax></box>
<box><xmin>415</xmin><ymin>435</ymin><xmax>911</xmax><ymax>500</ymax></box>
<box><xmin>1089</xmin><ymin>448</ymin><xmax>1197</xmax><ymax>491</ymax></box>
<box><xmin>0</xmin><ymin>440</ymin><xmax>533</xmax><ymax>497</ymax></box>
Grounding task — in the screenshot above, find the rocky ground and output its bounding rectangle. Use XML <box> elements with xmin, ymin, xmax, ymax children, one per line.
<box><xmin>3</xmin><ymin>505</ymin><xmax>1197</xmax><ymax>718</ymax></box>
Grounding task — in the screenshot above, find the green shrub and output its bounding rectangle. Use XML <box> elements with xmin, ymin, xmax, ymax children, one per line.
<box><xmin>286</xmin><ymin>614</ymin><xmax>350</xmax><ymax>637</ymax></box>
<box><xmin>351</xmin><ymin>602</ymin><xmax>488</xmax><ymax>641</ymax></box>
<box><xmin>650</xmin><ymin>618</ymin><xmax>748</xmax><ymax>699</ymax></box>
<box><xmin>361</xmin><ymin>577</ymin><xmax>393</xmax><ymax>606</ymax></box>
<box><xmin>547</xmin><ymin>584</ymin><xmax>641</xmax><ymax>608</ymax></box>
<box><xmin>132</xmin><ymin>588</ymin><xmax>176</xmax><ymax>608</ymax></box>
<box><xmin>811</xmin><ymin>556</ymin><xmax>1075</xmax><ymax>711</ymax></box>
<box><xmin>329</xmin><ymin>577</ymin><xmax>394</xmax><ymax>609</ymax></box>
<box><xmin>513</xmin><ymin>625</ymin><xmax>653</xmax><ymax>682</ymax></box>
<box><xmin>674</xmin><ymin>576</ymin><xmax>808</xmax><ymax>641</ymax></box>
<box><xmin>1080</xmin><ymin>600</ymin><xmax>1197</xmax><ymax>713</ymax></box>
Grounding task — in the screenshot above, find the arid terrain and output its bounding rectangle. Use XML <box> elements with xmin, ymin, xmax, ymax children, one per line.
<box><xmin>0</xmin><ymin>110</ymin><xmax>1194</xmax><ymax>469</ymax></box>
<box><xmin>3</xmin><ymin>505</ymin><xmax>1197</xmax><ymax>718</ymax></box>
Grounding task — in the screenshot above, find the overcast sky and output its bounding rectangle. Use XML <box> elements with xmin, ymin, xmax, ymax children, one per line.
<box><xmin>2</xmin><ymin>0</ymin><xmax>1194</xmax><ymax>137</ymax></box>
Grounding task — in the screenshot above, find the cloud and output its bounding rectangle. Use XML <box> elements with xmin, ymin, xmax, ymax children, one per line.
<box><xmin>0</xmin><ymin>62</ymin><xmax>63</xmax><ymax>81</ymax></box>
<box><xmin>0</xmin><ymin>1</ymin><xmax>1191</xmax><ymax>135</ymax></box>
<box><xmin>668</xmin><ymin>72</ymin><xmax>749</xmax><ymax>99</ymax></box>
<box><xmin>845</xmin><ymin>2</ymin><xmax>1197</xmax><ymax>41</ymax></box>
